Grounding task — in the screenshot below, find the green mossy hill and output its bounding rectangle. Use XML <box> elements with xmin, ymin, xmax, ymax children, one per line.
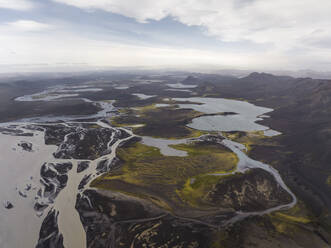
<box><xmin>91</xmin><ymin>139</ymin><xmax>237</xmax><ymax>212</ymax></box>
<box><xmin>209</xmin><ymin>201</ymin><xmax>328</xmax><ymax>247</ymax></box>
<box><xmin>210</xmin><ymin>214</ymin><xmax>330</xmax><ymax>248</ymax></box>
<box><xmin>270</xmin><ymin>201</ymin><xmax>314</xmax><ymax>226</ymax></box>
<box><xmin>223</xmin><ymin>130</ymin><xmax>280</xmax><ymax>155</ymax></box>
<box><xmin>111</xmin><ymin>104</ymin><xmax>206</xmax><ymax>139</ymax></box>
<box><xmin>326</xmin><ymin>175</ymin><xmax>331</xmax><ymax>186</ymax></box>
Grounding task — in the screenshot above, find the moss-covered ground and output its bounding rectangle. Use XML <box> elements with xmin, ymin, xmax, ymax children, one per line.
<box><xmin>222</xmin><ymin>130</ymin><xmax>281</xmax><ymax>155</ymax></box>
<box><xmin>111</xmin><ymin>104</ymin><xmax>208</xmax><ymax>139</ymax></box>
<box><xmin>91</xmin><ymin>139</ymin><xmax>238</xmax><ymax>212</ymax></box>
<box><xmin>269</xmin><ymin>201</ymin><xmax>314</xmax><ymax>235</ymax></box>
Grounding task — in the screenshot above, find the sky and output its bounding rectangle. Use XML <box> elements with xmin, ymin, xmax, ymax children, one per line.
<box><xmin>0</xmin><ymin>0</ymin><xmax>331</xmax><ymax>72</ymax></box>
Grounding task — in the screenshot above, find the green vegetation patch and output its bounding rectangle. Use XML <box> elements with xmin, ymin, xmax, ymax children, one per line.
<box><xmin>223</xmin><ymin>130</ymin><xmax>279</xmax><ymax>153</ymax></box>
<box><xmin>91</xmin><ymin>139</ymin><xmax>238</xmax><ymax>212</ymax></box>
<box><xmin>268</xmin><ymin>201</ymin><xmax>314</xmax><ymax>237</ymax></box>
<box><xmin>271</xmin><ymin>201</ymin><xmax>314</xmax><ymax>224</ymax></box>
<box><xmin>326</xmin><ymin>175</ymin><xmax>331</xmax><ymax>186</ymax></box>
<box><xmin>111</xmin><ymin>104</ymin><xmax>207</xmax><ymax>139</ymax></box>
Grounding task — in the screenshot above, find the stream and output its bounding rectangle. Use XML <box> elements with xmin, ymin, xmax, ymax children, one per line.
<box><xmin>219</xmin><ymin>138</ymin><xmax>297</xmax><ymax>224</ymax></box>
<box><xmin>52</xmin><ymin>121</ymin><xmax>134</xmax><ymax>248</ymax></box>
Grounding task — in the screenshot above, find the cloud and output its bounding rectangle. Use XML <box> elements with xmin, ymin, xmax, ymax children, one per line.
<box><xmin>5</xmin><ymin>20</ymin><xmax>51</xmax><ymax>32</ymax></box>
<box><xmin>51</xmin><ymin>0</ymin><xmax>331</xmax><ymax>51</ymax></box>
<box><xmin>51</xmin><ymin>0</ymin><xmax>176</xmax><ymax>22</ymax></box>
<box><xmin>0</xmin><ymin>30</ymin><xmax>288</xmax><ymax>71</ymax></box>
<box><xmin>0</xmin><ymin>0</ymin><xmax>35</xmax><ymax>11</ymax></box>
<box><xmin>1</xmin><ymin>0</ymin><xmax>331</xmax><ymax>71</ymax></box>
<box><xmin>3</xmin><ymin>26</ymin><xmax>329</xmax><ymax>73</ymax></box>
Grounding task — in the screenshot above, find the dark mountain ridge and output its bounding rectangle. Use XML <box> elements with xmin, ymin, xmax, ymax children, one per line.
<box><xmin>182</xmin><ymin>72</ymin><xmax>331</xmax><ymax>220</ymax></box>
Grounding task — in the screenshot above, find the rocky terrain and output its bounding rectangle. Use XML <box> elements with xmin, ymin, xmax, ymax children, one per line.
<box><xmin>36</xmin><ymin>162</ymin><xmax>73</xmax><ymax>211</ymax></box>
<box><xmin>207</xmin><ymin>168</ymin><xmax>292</xmax><ymax>211</ymax></box>
<box><xmin>76</xmin><ymin>190</ymin><xmax>212</xmax><ymax>248</ymax></box>
<box><xmin>18</xmin><ymin>141</ymin><xmax>33</xmax><ymax>151</ymax></box>
<box><xmin>36</xmin><ymin>210</ymin><xmax>64</xmax><ymax>248</ymax></box>
<box><xmin>53</xmin><ymin>127</ymin><xmax>114</xmax><ymax>160</ymax></box>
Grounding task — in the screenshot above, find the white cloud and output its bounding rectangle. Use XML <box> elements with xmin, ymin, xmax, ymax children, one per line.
<box><xmin>52</xmin><ymin>0</ymin><xmax>176</xmax><ymax>22</ymax></box>
<box><xmin>0</xmin><ymin>30</ymin><xmax>289</xmax><ymax>71</ymax></box>
<box><xmin>5</xmin><ymin>20</ymin><xmax>51</xmax><ymax>32</ymax></box>
<box><xmin>1</xmin><ymin>0</ymin><xmax>331</xmax><ymax>71</ymax></box>
<box><xmin>51</xmin><ymin>0</ymin><xmax>331</xmax><ymax>51</ymax></box>
<box><xmin>0</xmin><ymin>0</ymin><xmax>35</xmax><ymax>11</ymax></box>
<box><xmin>3</xmin><ymin>28</ymin><xmax>330</xmax><ymax>73</ymax></box>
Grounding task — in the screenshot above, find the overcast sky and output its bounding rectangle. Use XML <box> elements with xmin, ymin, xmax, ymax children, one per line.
<box><xmin>0</xmin><ymin>0</ymin><xmax>331</xmax><ymax>72</ymax></box>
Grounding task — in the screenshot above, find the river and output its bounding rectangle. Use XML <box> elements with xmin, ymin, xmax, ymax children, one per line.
<box><xmin>0</xmin><ymin>85</ymin><xmax>297</xmax><ymax>247</ymax></box>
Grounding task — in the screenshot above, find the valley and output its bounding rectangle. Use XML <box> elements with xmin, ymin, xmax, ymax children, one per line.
<box><xmin>0</xmin><ymin>71</ymin><xmax>330</xmax><ymax>247</ymax></box>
